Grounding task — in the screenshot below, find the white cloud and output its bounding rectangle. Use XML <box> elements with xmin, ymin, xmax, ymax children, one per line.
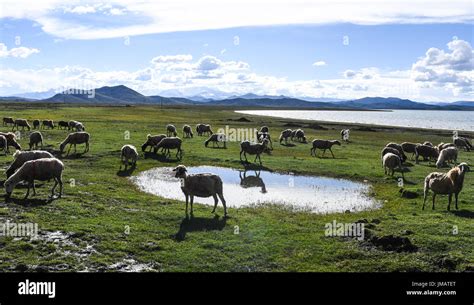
<box><xmin>0</xmin><ymin>0</ymin><xmax>472</xmax><ymax>40</ymax></box>
<box><xmin>0</xmin><ymin>43</ymin><xmax>40</xmax><ymax>58</ymax></box>
<box><xmin>312</xmin><ymin>61</ymin><xmax>326</xmax><ymax>67</ymax></box>
<box><xmin>411</xmin><ymin>38</ymin><xmax>473</xmax><ymax>95</ymax></box>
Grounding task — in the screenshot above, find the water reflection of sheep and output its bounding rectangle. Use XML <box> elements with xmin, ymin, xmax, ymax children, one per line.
<box><xmin>239</xmin><ymin>170</ymin><xmax>267</xmax><ymax>193</ymax></box>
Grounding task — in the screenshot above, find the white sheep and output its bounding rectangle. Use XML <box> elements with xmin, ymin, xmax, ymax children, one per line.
<box><xmin>173</xmin><ymin>165</ymin><xmax>227</xmax><ymax>216</ymax></box>
<box><xmin>423</xmin><ymin>163</ymin><xmax>470</xmax><ymax>210</ymax></box>
<box><xmin>382</xmin><ymin>152</ymin><xmax>404</xmax><ymax>179</ymax></box>
<box><xmin>4</xmin><ymin>158</ymin><xmax>64</xmax><ymax>200</ymax></box>
<box><xmin>436</xmin><ymin>147</ymin><xmax>458</xmax><ymax>169</ymax></box>
<box><xmin>120</xmin><ymin>145</ymin><xmax>138</xmax><ymax>169</ymax></box>
<box><xmin>6</xmin><ymin>150</ymin><xmax>54</xmax><ymax>178</ymax></box>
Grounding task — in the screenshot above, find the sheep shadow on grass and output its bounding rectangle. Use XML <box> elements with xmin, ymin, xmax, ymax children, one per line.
<box><xmin>451</xmin><ymin>210</ymin><xmax>474</xmax><ymax>218</ymax></box>
<box><xmin>143</xmin><ymin>151</ymin><xmax>181</xmax><ymax>163</ymax></box>
<box><xmin>280</xmin><ymin>143</ymin><xmax>296</xmax><ymax>147</ymax></box>
<box><xmin>174</xmin><ymin>215</ymin><xmax>227</xmax><ymax>242</ymax></box>
<box><xmin>5</xmin><ymin>195</ymin><xmax>56</xmax><ymax>207</ymax></box>
<box><xmin>117</xmin><ymin>164</ymin><xmax>137</xmax><ymax>177</ymax></box>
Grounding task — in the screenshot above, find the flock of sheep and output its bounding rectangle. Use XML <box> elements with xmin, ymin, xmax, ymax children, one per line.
<box><xmin>0</xmin><ymin>116</ymin><xmax>472</xmax><ymax>216</ymax></box>
<box><xmin>380</xmin><ymin>138</ymin><xmax>472</xmax><ymax>211</ymax></box>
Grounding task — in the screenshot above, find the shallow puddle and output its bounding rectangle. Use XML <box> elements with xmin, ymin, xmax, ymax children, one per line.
<box><xmin>131</xmin><ymin>166</ymin><xmax>380</xmax><ymax>214</ymax></box>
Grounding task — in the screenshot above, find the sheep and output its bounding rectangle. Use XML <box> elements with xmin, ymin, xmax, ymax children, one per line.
<box><xmin>240</xmin><ymin>139</ymin><xmax>269</xmax><ymax>164</ymax></box>
<box><xmin>381</xmin><ymin>147</ymin><xmax>404</xmax><ymax>167</ymax></box>
<box><xmin>382</xmin><ymin>153</ymin><xmax>404</xmax><ymax>179</ymax></box>
<box><xmin>415</xmin><ymin>144</ymin><xmax>439</xmax><ymax>164</ymax></box>
<box><xmin>182</xmin><ymin>125</ymin><xmax>193</xmax><ymax>138</ymax></box>
<box><xmin>58</xmin><ymin>121</ymin><xmax>69</xmax><ymax>130</ymax></box>
<box><xmin>68</xmin><ymin>120</ymin><xmax>85</xmax><ymax>131</ymax></box>
<box><xmin>401</xmin><ymin>142</ymin><xmax>420</xmax><ymax>160</ymax></box>
<box><xmin>6</xmin><ymin>150</ymin><xmax>54</xmax><ymax>178</ymax></box>
<box><xmin>173</xmin><ymin>165</ymin><xmax>227</xmax><ymax>216</ymax></box>
<box><xmin>459</xmin><ymin>137</ymin><xmax>473</xmax><ymax>150</ymax></box>
<box><xmin>279</xmin><ymin>129</ymin><xmax>292</xmax><ymax>144</ymax></box>
<box><xmin>294</xmin><ymin>129</ymin><xmax>307</xmax><ymax>143</ymax></box>
<box><xmin>120</xmin><ymin>145</ymin><xmax>138</xmax><ymax>169</ymax></box>
<box><xmin>259</xmin><ymin>126</ymin><xmax>269</xmax><ymax>133</ymax></box>
<box><xmin>42</xmin><ymin>120</ymin><xmax>55</xmax><ymax>129</ymax></box>
<box><xmin>437</xmin><ymin>142</ymin><xmax>456</xmax><ymax>152</ymax></box>
<box><xmin>256</xmin><ymin>131</ymin><xmax>273</xmax><ymax>150</ymax></box>
<box><xmin>205</xmin><ymin>133</ymin><xmax>227</xmax><ymax>148</ymax></box>
<box><xmin>0</xmin><ymin>135</ymin><xmax>7</xmax><ymax>155</ymax></box>
<box><xmin>340</xmin><ymin>129</ymin><xmax>350</xmax><ymax>142</ymax></box>
<box><xmin>423</xmin><ymin>162</ymin><xmax>470</xmax><ymax>210</ymax></box>
<box><xmin>385</xmin><ymin>143</ymin><xmax>407</xmax><ymax>163</ymax></box>
<box><xmin>196</xmin><ymin>124</ymin><xmax>213</xmax><ymax>136</ymax></box>
<box><xmin>4</xmin><ymin>158</ymin><xmax>64</xmax><ymax>200</ymax></box>
<box><xmin>290</xmin><ymin>129</ymin><xmax>298</xmax><ymax>141</ymax></box>
<box><xmin>454</xmin><ymin>137</ymin><xmax>471</xmax><ymax>151</ymax></box>
<box><xmin>29</xmin><ymin>131</ymin><xmax>43</xmax><ymax>150</ymax></box>
<box><xmin>423</xmin><ymin>141</ymin><xmax>433</xmax><ymax>147</ymax></box>
<box><xmin>436</xmin><ymin>147</ymin><xmax>458</xmax><ymax>169</ymax></box>
<box><xmin>310</xmin><ymin>139</ymin><xmax>341</xmax><ymax>158</ymax></box>
<box><xmin>12</xmin><ymin>119</ymin><xmax>30</xmax><ymax>131</ymax></box>
<box><xmin>3</xmin><ymin>117</ymin><xmax>14</xmax><ymax>126</ymax></box>
<box><xmin>33</xmin><ymin>119</ymin><xmax>40</xmax><ymax>129</ymax></box>
<box><xmin>154</xmin><ymin>137</ymin><xmax>183</xmax><ymax>159</ymax></box>
<box><xmin>59</xmin><ymin>132</ymin><xmax>90</xmax><ymax>155</ymax></box>
<box><xmin>166</xmin><ymin>124</ymin><xmax>177</xmax><ymax>137</ymax></box>
<box><xmin>141</xmin><ymin>134</ymin><xmax>166</xmax><ymax>152</ymax></box>
<box><xmin>0</xmin><ymin>132</ymin><xmax>21</xmax><ymax>151</ymax></box>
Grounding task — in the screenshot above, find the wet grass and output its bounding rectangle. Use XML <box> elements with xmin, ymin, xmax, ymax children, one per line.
<box><xmin>0</xmin><ymin>104</ymin><xmax>472</xmax><ymax>272</ymax></box>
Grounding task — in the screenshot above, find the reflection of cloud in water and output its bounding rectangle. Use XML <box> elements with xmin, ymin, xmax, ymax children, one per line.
<box><xmin>131</xmin><ymin>166</ymin><xmax>381</xmax><ymax>214</ymax></box>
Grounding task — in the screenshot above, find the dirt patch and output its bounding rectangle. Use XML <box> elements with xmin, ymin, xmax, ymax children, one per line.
<box><xmin>368</xmin><ymin>234</ymin><xmax>418</xmax><ymax>252</ymax></box>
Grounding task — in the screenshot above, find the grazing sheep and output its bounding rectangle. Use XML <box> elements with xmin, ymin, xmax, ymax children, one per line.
<box><xmin>385</xmin><ymin>143</ymin><xmax>407</xmax><ymax>163</ymax></box>
<box><xmin>415</xmin><ymin>144</ymin><xmax>439</xmax><ymax>164</ymax></box>
<box><xmin>459</xmin><ymin>137</ymin><xmax>473</xmax><ymax>150</ymax></box>
<box><xmin>256</xmin><ymin>131</ymin><xmax>273</xmax><ymax>150</ymax></box>
<box><xmin>294</xmin><ymin>129</ymin><xmax>307</xmax><ymax>143</ymax></box>
<box><xmin>59</xmin><ymin>132</ymin><xmax>90</xmax><ymax>155</ymax></box>
<box><xmin>382</xmin><ymin>153</ymin><xmax>404</xmax><ymax>179</ymax></box>
<box><xmin>68</xmin><ymin>120</ymin><xmax>85</xmax><ymax>131</ymax></box>
<box><xmin>423</xmin><ymin>163</ymin><xmax>470</xmax><ymax>210</ymax></box>
<box><xmin>310</xmin><ymin>140</ymin><xmax>341</xmax><ymax>158</ymax></box>
<box><xmin>58</xmin><ymin>121</ymin><xmax>69</xmax><ymax>130</ymax></box>
<box><xmin>381</xmin><ymin>147</ymin><xmax>405</xmax><ymax>167</ymax></box>
<box><xmin>0</xmin><ymin>135</ymin><xmax>7</xmax><ymax>155</ymax></box>
<box><xmin>166</xmin><ymin>124</ymin><xmax>178</xmax><ymax>137</ymax></box>
<box><xmin>42</xmin><ymin>120</ymin><xmax>55</xmax><ymax>129</ymax></box>
<box><xmin>6</xmin><ymin>150</ymin><xmax>54</xmax><ymax>178</ymax></box>
<box><xmin>4</xmin><ymin>158</ymin><xmax>64</xmax><ymax>200</ymax></box>
<box><xmin>196</xmin><ymin>124</ymin><xmax>213</xmax><ymax>136</ymax></box>
<box><xmin>154</xmin><ymin>137</ymin><xmax>183</xmax><ymax>159</ymax></box>
<box><xmin>33</xmin><ymin>119</ymin><xmax>40</xmax><ymax>129</ymax></box>
<box><xmin>0</xmin><ymin>132</ymin><xmax>21</xmax><ymax>151</ymax></box>
<box><xmin>205</xmin><ymin>133</ymin><xmax>227</xmax><ymax>148</ymax></box>
<box><xmin>279</xmin><ymin>129</ymin><xmax>292</xmax><ymax>144</ymax></box>
<box><xmin>437</xmin><ymin>142</ymin><xmax>456</xmax><ymax>152</ymax></box>
<box><xmin>240</xmin><ymin>139</ymin><xmax>269</xmax><ymax>164</ymax></box>
<box><xmin>142</xmin><ymin>134</ymin><xmax>166</xmax><ymax>152</ymax></box>
<box><xmin>436</xmin><ymin>147</ymin><xmax>458</xmax><ymax>169</ymax></box>
<box><xmin>173</xmin><ymin>165</ymin><xmax>227</xmax><ymax>216</ymax></box>
<box><xmin>3</xmin><ymin>117</ymin><xmax>14</xmax><ymax>126</ymax></box>
<box><xmin>340</xmin><ymin>129</ymin><xmax>350</xmax><ymax>142</ymax></box>
<box><xmin>182</xmin><ymin>125</ymin><xmax>193</xmax><ymax>138</ymax></box>
<box><xmin>423</xmin><ymin>141</ymin><xmax>433</xmax><ymax>147</ymax></box>
<box><xmin>290</xmin><ymin>129</ymin><xmax>298</xmax><ymax>141</ymax></box>
<box><xmin>120</xmin><ymin>145</ymin><xmax>138</xmax><ymax>169</ymax></box>
<box><xmin>401</xmin><ymin>142</ymin><xmax>420</xmax><ymax>160</ymax></box>
<box><xmin>454</xmin><ymin>137</ymin><xmax>471</xmax><ymax>151</ymax></box>
<box><xmin>259</xmin><ymin>126</ymin><xmax>269</xmax><ymax>133</ymax></box>
<box><xmin>12</xmin><ymin>119</ymin><xmax>31</xmax><ymax>131</ymax></box>
<box><xmin>29</xmin><ymin>131</ymin><xmax>43</xmax><ymax>150</ymax></box>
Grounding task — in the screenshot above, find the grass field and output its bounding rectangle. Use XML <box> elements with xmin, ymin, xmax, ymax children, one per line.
<box><xmin>0</xmin><ymin>104</ymin><xmax>473</xmax><ymax>272</ymax></box>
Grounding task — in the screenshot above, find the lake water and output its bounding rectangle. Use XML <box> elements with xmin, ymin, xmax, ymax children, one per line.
<box><xmin>236</xmin><ymin>110</ymin><xmax>474</xmax><ymax>131</ymax></box>
<box><xmin>131</xmin><ymin>166</ymin><xmax>380</xmax><ymax>214</ymax></box>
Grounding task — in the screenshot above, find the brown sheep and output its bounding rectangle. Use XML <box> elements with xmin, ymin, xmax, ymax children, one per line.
<box><xmin>0</xmin><ymin>132</ymin><xmax>21</xmax><ymax>151</ymax></box>
<box><xmin>3</xmin><ymin>117</ymin><xmax>14</xmax><ymax>126</ymax></box>
<box><xmin>182</xmin><ymin>125</ymin><xmax>193</xmax><ymax>138</ymax></box>
<box><xmin>42</xmin><ymin>120</ymin><xmax>55</xmax><ymax>129</ymax></box>
<box><xmin>310</xmin><ymin>140</ymin><xmax>341</xmax><ymax>158</ymax></box>
<box><xmin>142</xmin><ymin>134</ymin><xmax>167</xmax><ymax>152</ymax></box>
<box><xmin>29</xmin><ymin>131</ymin><xmax>43</xmax><ymax>150</ymax></box>
<box><xmin>59</xmin><ymin>132</ymin><xmax>90</xmax><ymax>155</ymax></box>
<box><xmin>33</xmin><ymin>119</ymin><xmax>40</xmax><ymax>129</ymax></box>
<box><xmin>415</xmin><ymin>144</ymin><xmax>439</xmax><ymax>164</ymax></box>
<box><xmin>12</xmin><ymin>119</ymin><xmax>31</xmax><ymax>131</ymax></box>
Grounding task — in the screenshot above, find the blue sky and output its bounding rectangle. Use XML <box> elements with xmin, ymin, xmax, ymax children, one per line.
<box><xmin>0</xmin><ymin>0</ymin><xmax>472</xmax><ymax>101</ymax></box>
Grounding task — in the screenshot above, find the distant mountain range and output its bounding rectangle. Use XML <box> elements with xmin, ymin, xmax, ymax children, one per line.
<box><xmin>1</xmin><ymin>85</ymin><xmax>473</xmax><ymax>110</ymax></box>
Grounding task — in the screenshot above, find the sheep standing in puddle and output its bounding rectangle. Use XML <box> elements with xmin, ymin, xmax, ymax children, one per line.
<box><xmin>4</xmin><ymin>158</ymin><xmax>64</xmax><ymax>200</ymax></box>
<box><xmin>173</xmin><ymin>165</ymin><xmax>227</xmax><ymax>216</ymax></box>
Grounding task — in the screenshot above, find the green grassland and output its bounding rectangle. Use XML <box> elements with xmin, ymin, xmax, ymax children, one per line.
<box><xmin>0</xmin><ymin>104</ymin><xmax>472</xmax><ymax>272</ymax></box>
